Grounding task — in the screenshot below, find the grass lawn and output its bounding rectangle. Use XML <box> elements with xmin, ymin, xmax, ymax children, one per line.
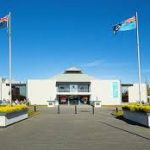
<box><xmin>28</xmin><ymin>105</ymin><xmax>40</xmax><ymax>117</ymax></box>
<box><xmin>112</xmin><ymin>110</ymin><xmax>124</xmax><ymax>117</ymax></box>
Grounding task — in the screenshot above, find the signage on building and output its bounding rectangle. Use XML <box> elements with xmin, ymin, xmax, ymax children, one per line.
<box><xmin>70</xmin><ymin>85</ymin><xmax>78</xmax><ymax>92</ymax></box>
<box><xmin>112</xmin><ymin>82</ymin><xmax>119</xmax><ymax>98</ymax></box>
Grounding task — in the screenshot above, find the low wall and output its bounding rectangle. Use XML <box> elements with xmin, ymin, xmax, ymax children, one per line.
<box><xmin>123</xmin><ymin>109</ymin><xmax>150</xmax><ymax>127</ymax></box>
<box><xmin>0</xmin><ymin>110</ymin><xmax>28</xmax><ymax>127</ymax></box>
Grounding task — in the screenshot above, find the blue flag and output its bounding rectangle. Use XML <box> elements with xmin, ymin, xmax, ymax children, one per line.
<box><xmin>113</xmin><ymin>16</ymin><xmax>136</xmax><ymax>34</ymax></box>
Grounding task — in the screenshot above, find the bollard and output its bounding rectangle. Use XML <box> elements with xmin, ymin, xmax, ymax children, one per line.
<box><xmin>116</xmin><ymin>107</ymin><xmax>118</xmax><ymax>113</ymax></box>
<box><xmin>75</xmin><ymin>104</ymin><xmax>77</xmax><ymax>114</ymax></box>
<box><xmin>34</xmin><ymin>105</ymin><xmax>37</xmax><ymax>112</ymax></box>
<box><xmin>92</xmin><ymin>105</ymin><xmax>95</xmax><ymax>115</ymax></box>
<box><xmin>57</xmin><ymin>105</ymin><xmax>60</xmax><ymax>114</ymax></box>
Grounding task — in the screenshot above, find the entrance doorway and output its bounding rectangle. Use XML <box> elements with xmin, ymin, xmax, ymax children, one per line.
<box><xmin>58</xmin><ymin>95</ymin><xmax>90</xmax><ymax>105</ymax></box>
<box><xmin>121</xmin><ymin>84</ymin><xmax>133</xmax><ymax>103</ymax></box>
<box><xmin>68</xmin><ymin>96</ymin><xmax>79</xmax><ymax>105</ymax></box>
<box><xmin>58</xmin><ymin>96</ymin><xmax>68</xmax><ymax>104</ymax></box>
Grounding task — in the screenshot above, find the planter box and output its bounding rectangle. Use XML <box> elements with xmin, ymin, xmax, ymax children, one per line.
<box><xmin>0</xmin><ymin>109</ymin><xmax>28</xmax><ymax>127</ymax></box>
<box><xmin>123</xmin><ymin>109</ymin><xmax>150</xmax><ymax>127</ymax></box>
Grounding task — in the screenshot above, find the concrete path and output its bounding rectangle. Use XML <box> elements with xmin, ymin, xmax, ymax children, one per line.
<box><xmin>0</xmin><ymin>105</ymin><xmax>150</xmax><ymax>150</ymax></box>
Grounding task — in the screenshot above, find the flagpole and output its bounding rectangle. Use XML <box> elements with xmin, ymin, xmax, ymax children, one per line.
<box><xmin>136</xmin><ymin>11</ymin><xmax>142</xmax><ymax>103</ymax></box>
<box><xmin>8</xmin><ymin>12</ymin><xmax>12</xmax><ymax>104</ymax></box>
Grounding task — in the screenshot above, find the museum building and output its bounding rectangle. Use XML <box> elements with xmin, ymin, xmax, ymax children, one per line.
<box><xmin>27</xmin><ymin>67</ymin><xmax>147</xmax><ymax>105</ymax></box>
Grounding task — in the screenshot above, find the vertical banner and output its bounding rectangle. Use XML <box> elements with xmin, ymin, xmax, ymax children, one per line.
<box><xmin>112</xmin><ymin>82</ymin><xmax>119</xmax><ymax>98</ymax></box>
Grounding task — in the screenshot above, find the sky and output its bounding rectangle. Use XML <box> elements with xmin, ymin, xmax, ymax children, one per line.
<box><xmin>0</xmin><ymin>0</ymin><xmax>150</xmax><ymax>83</ymax></box>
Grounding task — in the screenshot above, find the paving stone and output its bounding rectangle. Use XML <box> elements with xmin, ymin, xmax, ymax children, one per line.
<box><xmin>0</xmin><ymin>105</ymin><xmax>150</xmax><ymax>150</ymax></box>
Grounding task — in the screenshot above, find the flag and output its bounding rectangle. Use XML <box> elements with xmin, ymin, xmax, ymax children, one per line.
<box><xmin>0</xmin><ymin>15</ymin><xmax>9</xmax><ymax>29</ymax></box>
<box><xmin>113</xmin><ymin>16</ymin><xmax>136</xmax><ymax>34</ymax></box>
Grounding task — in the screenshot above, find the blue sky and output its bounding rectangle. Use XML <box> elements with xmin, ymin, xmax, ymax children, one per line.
<box><xmin>0</xmin><ymin>0</ymin><xmax>150</xmax><ymax>83</ymax></box>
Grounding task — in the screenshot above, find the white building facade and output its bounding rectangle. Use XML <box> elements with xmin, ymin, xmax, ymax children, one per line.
<box><xmin>27</xmin><ymin>67</ymin><xmax>148</xmax><ymax>105</ymax></box>
<box><xmin>128</xmin><ymin>84</ymin><xmax>147</xmax><ymax>103</ymax></box>
<box><xmin>0</xmin><ymin>68</ymin><xmax>147</xmax><ymax>105</ymax></box>
<box><xmin>0</xmin><ymin>78</ymin><xmax>10</xmax><ymax>101</ymax></box>
<box><xmin>0</xmin><ymin>78</ymin><xmax>26</xmax><ymax>103</ymax></box>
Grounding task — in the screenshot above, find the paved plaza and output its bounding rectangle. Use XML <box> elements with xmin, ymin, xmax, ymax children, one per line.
<box><xmin>0</xmin><ymin>105</ymin><xmax>150</xmax><ymax>150</ymax></box>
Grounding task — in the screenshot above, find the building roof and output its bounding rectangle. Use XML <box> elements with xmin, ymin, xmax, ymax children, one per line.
<box><xmin>50</xmin><ymin>67</ymin><xmax>95</xmax><ymax>82</ymax></box>
<box><xmin>64</xmin><ymin>67</ymin><xmax>83</xmax><ymax>74</ymax></box>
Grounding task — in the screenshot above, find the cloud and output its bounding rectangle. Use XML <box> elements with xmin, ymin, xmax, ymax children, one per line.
<box><xmin>80</xmin><ymin>59</ymin><xmax>128</xmax><ymax>68</ymax></box>
<box><xmin>79</xmin><ymin>59</ymin><xmax>136</xmax><ymax>82</ymax></box>
<box><xmin>80</xmin><ymin>60</ymin><xmax>104</xmax><ymax>68</ymax></box>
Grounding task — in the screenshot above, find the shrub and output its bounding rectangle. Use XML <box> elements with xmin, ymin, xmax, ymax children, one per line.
<box><xmin>0</xmin><ymin>104</ymin><xmax>28</xmax><ymax>113</ymax></box>
<box><xmin>122</xmin><ymin>103</ymin><xmax>150</xmax><ymax>113</ymax></box>
<box><xmin>112</xmin><ymin>110</ymin><xmax>123</xmax><ymax>117</ymax></box>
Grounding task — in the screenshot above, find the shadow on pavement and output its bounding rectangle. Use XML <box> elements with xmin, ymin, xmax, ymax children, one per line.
<box><xmin>99</xmin><ymin>120</ymin><xmax>150</xmax><ymax>141</ymax></box>
<box><xmin>115</xmin><ymin>116</ymin><xmax>148</xmax><ymax>128</ymax></box>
